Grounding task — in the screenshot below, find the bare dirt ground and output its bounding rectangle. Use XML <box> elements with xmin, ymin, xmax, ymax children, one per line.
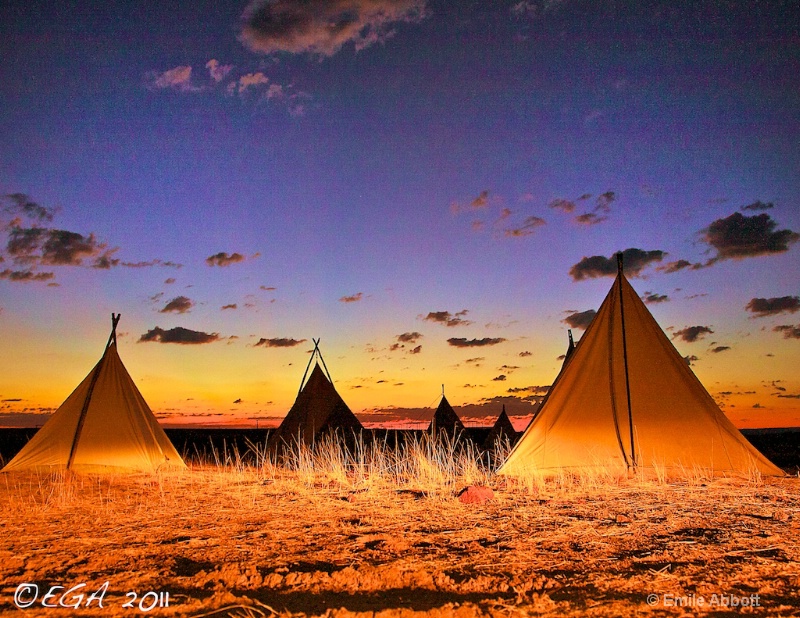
<box><xmin>1</xmin><ymin>467</ymin><xmax>798</xmax><ymax>617</ymax></box>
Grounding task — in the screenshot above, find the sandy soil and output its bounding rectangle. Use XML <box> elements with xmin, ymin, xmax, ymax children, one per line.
<box><xmin>1</xmin><ymin>468</ymin><xmax>798</xmax><ymax>617</ymax></box>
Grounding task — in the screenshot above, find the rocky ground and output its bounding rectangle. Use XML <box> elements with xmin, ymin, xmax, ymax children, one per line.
<box><xmin>0</xmin><ymin>467</ymin><xmax>798</xmax><ymax>617</ymax></box>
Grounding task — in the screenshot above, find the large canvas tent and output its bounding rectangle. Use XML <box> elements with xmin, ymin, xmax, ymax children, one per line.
<box><xmin>3</xmin><ymin>314</ymin><xmax>185</xmax><ymax>473</ymax></box>
<box><xmin>499</xmin><ymin>256</ymin><xmax>783</xmax><ymax>477</ymax></box>
<box><xmin>267</xmin><ymin>340</ymin><xmax>363</xmax><ymax>451</ymax></box>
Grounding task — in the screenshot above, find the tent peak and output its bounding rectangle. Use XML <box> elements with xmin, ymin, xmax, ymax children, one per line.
<box><xmin>108</xmin><ymin>313</ymin><xmax>121</xmax><ymax>348</ymax></box>
<box><xmin>298</xmin><ymin>338</ymin><xmax>333</xmax><ymax>394</ymax></box>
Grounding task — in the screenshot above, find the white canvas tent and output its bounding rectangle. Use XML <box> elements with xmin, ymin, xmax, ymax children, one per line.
<box><xmin>3</xmin><ymin>314</ymin><xmax>186</xmax><ymax>473</ymax></box>
<box><xmin>499</xmin><ymin>256</ymin><xmax>783</xmax><ymax>477</ymax></box>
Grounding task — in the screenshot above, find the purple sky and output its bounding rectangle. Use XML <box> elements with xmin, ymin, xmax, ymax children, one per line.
<box><xmin>1</xmin><ymin>0</ymin><xmax>799</xmax><ymax>428</ymax></box>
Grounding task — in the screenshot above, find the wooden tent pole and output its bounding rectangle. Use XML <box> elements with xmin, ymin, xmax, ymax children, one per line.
<box><xmin>617</xmin><ymin>253</ymin><xmax>636</xmax><ymax>468</ymax></box>
<box><xmin>67</xmin><ymin>313</ymin><xmax>118</xmax><ymax>470</ymax></box>
<box><xmin>316</xmin><ymin>340</ymin><xmax>333</xmax><ymax>383</ymax></box>
<box><xmin>298</xmin><ymin>338</ymin><xmax>319</xmax><ymax>395</ymax></box>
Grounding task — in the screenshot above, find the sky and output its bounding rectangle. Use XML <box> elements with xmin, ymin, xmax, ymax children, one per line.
<box><xmin>1</xmin><ymin>0</ymin><xmax>799</xmax><ymax>430</ymax></box>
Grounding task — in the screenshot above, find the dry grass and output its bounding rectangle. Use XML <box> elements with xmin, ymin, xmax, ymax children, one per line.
<box><xmin>1</xmin><ymin>436</ymin><xmax>798</xmax><ymax>617</ymax></box>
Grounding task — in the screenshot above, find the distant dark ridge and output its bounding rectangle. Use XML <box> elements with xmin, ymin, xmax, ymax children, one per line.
<box><xmin>1</xmin><ymin>427</ymin><xmax>796</xmax><ymax>472</ymax></box>
<box><xmin>0</xmin><ymin>427</ymin><xmax>503</xmax><ymax>467</ymax></box>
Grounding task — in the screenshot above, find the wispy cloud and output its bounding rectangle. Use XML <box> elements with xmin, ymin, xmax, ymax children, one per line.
<box><xmin>710</xmin><ymin>345</ymin><xmax>731</xmax><ymax>353</ymax></box>
<box><xmin>573</xmin><ymin>212</ymin><xmax>606</xmax><ymax>226</ymax></box>
<box><xmin>447</xmin><ymin>337</ymin><xmax>506</xmax><ymax>348</ymax></box>
<box><xmin>206</xmin><ymin>59</ymin><xmax>233</xmax><ymax>83</ymax></box>
<box><xmin>2</xmin><ymin>193</ymin><xmax>55</xmax><ymax>222</ymax></box>
<box><xmin>239</xmin><ymin>0</ymin><xmax>428</xmax><ymax>57</ymax></box>
<box><xmin>423</xmin><ymin>310</ymin><xmax>472</xmax><ymax>327</ymax></box>
<box><xmin>139</xmin><ymin>327</ymin><xmax>220</xmax><ymax>344</ymax></box>
<box><xmin>222</xmin><ymin>303</ymin><xmax>238</xmax><ymax>310</ymax></box>
<box><xmin>0</xmin><ymin>269</ymin><xmax>55</xmax><ymax>283</ymax></box>
<box><xmin>572</xmin><ymin>191</ymin><xmax>614</xmax><ymax>226</ymax></box>
<box><xmin>160</xmin><ymin>296</ymin><xmax>194</xmax><ymax>314</ymax></box>
<box><xmin>569</xmin><ymin>248</ymin><xmax>665</xmax><ymax>281</ymax></box>
<box><xmin>672</xmin><ymin>325</ymin><xmax>714</xmax><ymax>343</ymax></box>
<box><xmin>339</xmin><ymin>292</ymin><xmax>364</xmax><ymax>303</ymax></box>
<box><xmin>505</xmin><ymin>215</ymin><xmax>546</xmax><ymax>237</ymax></box>
<box><xmin>232</xmin><ymin>72</ymin><xmax>270</xmax><ymax>95</ymax></box>
<box><xmin>657</xmin><ymin>259</ymin><xmax>698</xmax><ymax>274</ymax></box>
<box><xmin>254</xmin><ymin>337</ymin><xmax>307</xmax><ymax>347</ymax></box>
<box><xmin>148</xmin><ymin>65</ymin><xmax>199</xmax><ymax>92</ymax></box>
<box><xmin>642</xmin><ymin>292</ymin><xmax>669</xmax><ymax>304</ymax></box>
<box><xmin>548</xmin><ymin>198</ymin><xmax>575</xmax><ymax>213</ymax></box>
<box><xmin>740</xmin><ymin>200</ymin><xmax>774</xmax><ymax>211</ymax></box>
<box><xmin>773</xmin><ymin>324</ymin><xmax>800</xmax><ymax>339</ymax></box>
<box><xmin>745</xmin><ymin>296</ymin><xmax>800</xmax><ymax>318</ymax></box>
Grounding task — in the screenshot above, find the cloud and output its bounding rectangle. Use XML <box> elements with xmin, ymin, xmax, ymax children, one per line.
<box><xmin>518</xmin><ymin>350</ymin><xmax>532</xmax><ymax>357</ymax></box>
<box><xmin>741</xmin><ymin>200</ymin><xmax>774</xmax><ymax>211</ymax></box>
<box><xmin>573</xmin><ymin>212</ymin><xmax>607</xmax><ymax>226</ymax></box>
<box><xmin>547</xmin><ymin>197</ymin><xmax>575</xmax><ymax>213</ymax></box>
<box><xmin>701</xmin><ymin>212</ymin><xmax>799</xmax><ymax>261</ymax></box>
<box><xmin>492</xmin><ymin>375</ymin><xmax>507</xmax><ymax>381</ymax></box>
<box><xmin>254</xmin><ymin>337</ymin><xmax>307</xmax><ymax>347</ymax></box>
<box><xmin>260</xmin><ymin>285</ymin><xmax>277</xmax><ymax>291</ymax></box>
<box><xmin>160</xmin><ymin>296</ymin><xmax>194</xmax><ymax>314</ymax></box>
<box><xmin>562</xmin><ymin>309</ymin><xmax>596</xmax><ymax>330</ymax></box>
<box><xmin>397</xmin><ymin>332</ymin><xmax>422</xmax><ymax>343</ymax></box>
<box><xmin>222</xmin><ymin>304</ymin><xmax>238</xmax><ymax>310</ymax></box>
<box><xmin>120</xmin><ymin>259</ymin><xmax>182</xmax><ymax>269</ymax></box>
<box><xmin>165</xmin><ymin>278</ymin><xmax>176</xmax><ymax>284</ymax></box>
<box><xmin>206</xmin><ymin>252</ymin><xmax>246</xmax><ymax>267</ymax></box>
<box><xmin>505</xmin><ymin>215</ymin><xmax>546</xmax><ymax>237</ymax></box>
<box><xmin>511</xmin><ymin>1</ymin><xmax>566</xmax><ymax>19</ymax></box>
<box><xmin>340</xmin><ymin>292</ymin><xmax>364</xmax><ymax>303</ymax></box>
<box><xmin>239</xmin><ymin>0</ymin><xmax>428</xmax><ymax>57</ymax></box>
<box><xmin>745</xmin><ymin>296</ymin><xmax>800</xmax><ymax>318</ymax></box>
<box><xmin>7</xmin><ymin>226</ymin><xmax>117</xmax><ymax>269</ymax></box>
<box><xmin>684</xmin><ymin>354</ymin><xmax>699</xmax><ymax>366</ymax></box>
<box><xmin>2</xmin><ymin>193</ymin><xmax>55</xmax><ymax>221</ymax></box>
<box><xmin>642</xmin><ymin>292</ymin><xmax>669</xmax><ymax>304</ymax></box>
<box><xmin>657</xmin><ymin>259</ymin><xmax>696</xmax><ymax>274</ymax></box>
<box><xmin>672</xmin><ymin>325</ymin><xmax>714</xmax><ymax>343</ymax></box>
<box><xmin>773</xmin><ymin>324</ymin><xmax>800</xmax><ymax>339</ymax></box>
<box><xmin>447</xmin><ymin>337</ymin><xmax>506</xmax><ymax>348</ymax></box>
<box><xmin>595</xmin><ymin>191</ymin><xmax>615</xmax><ymax>213</ymax></box>
<box><xmin>235</xmin><ymin>72</ymin><xmax>270</xmax><ymax>94</ymax></box>
<box><xmin>150</xmin><ymin>66</ymin><xmax>198</xmax><ymax>91</ymax></box>
<box><xmin>206</xmin><ymin>59</ymin><xmax>233</xmax><ymax>82</ymax></box>
<box><xmin>0</xmin><ymin>268</ymin><xmax>55</xmax><ymax>282</ymax></box>
<box><xmin>470</xmin><ymin>190</ymin><xmax>489</xmax><ymax>208</ymax></box>
<box><xmin>710</xmin><ymin>345</ymin><xmax>731</xmax><ymax>353</ymax></box>
<box><xmin>569</xmin><ymin>248</ymin><xmax>666</xmax><ymax>281</ymax></box>
<box><xmin>139</xmin><ymin>327</ymin><xmax>220</xmax><ymax>344</ymax></box>
<box><xmin>571</xmin><ymin>190</ymin><xmax>615</xmax><ymax>225</ymax></box>
<box><xmin>507</xmin><ymin>385</ymin><xmax>550</xmax><ymax>395</ymax></box>
<box><xmin>423</xmin><ymin>310</ymin><xmax>472</xmax><ymax>327</ymax></box>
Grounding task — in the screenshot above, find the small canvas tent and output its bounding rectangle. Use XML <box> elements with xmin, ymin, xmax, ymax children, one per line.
<box><xmin>482</xmin><ymin>405</ymin><xmax>518</xmax><ymax>451</ymax></box>
<box><xmin>427</xmin><ymin>393</ymin><xmax>465</xmax><ymax>436</ymax></box>
<box><xmin>3</xmin><ymin>314</ymin><xmax>185</xmax><ymax>473</ymax></box>
<box><xmin>499</xmin><ymin>255</ymin><xmax>783</xmax><ymax>477</ymax></box>
<box><xmin>267</xmin><ymin>340</ymin><xmax>363</xmax><ymax>452</ymax></box>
